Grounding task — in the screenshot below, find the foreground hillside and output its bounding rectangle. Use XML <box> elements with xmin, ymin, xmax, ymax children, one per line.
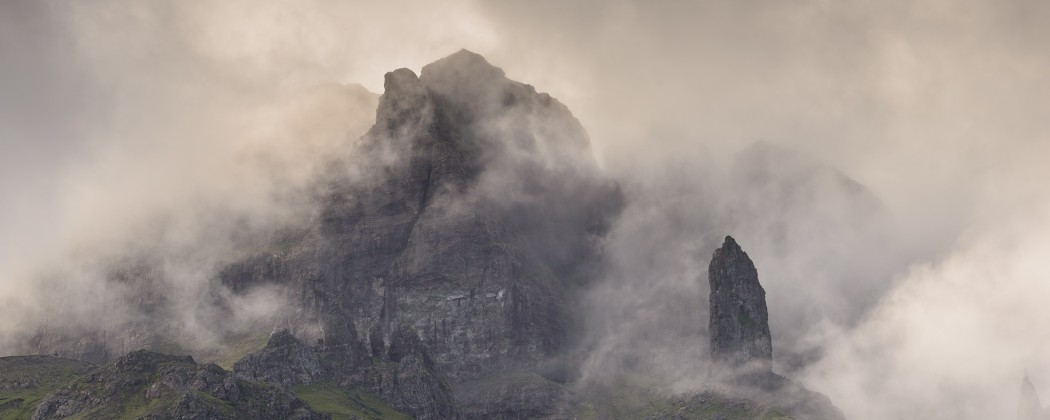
<box><xmin>0</xmin><ymin>350</ymin><xmax>835</xmax><ymax>419</ymax></box>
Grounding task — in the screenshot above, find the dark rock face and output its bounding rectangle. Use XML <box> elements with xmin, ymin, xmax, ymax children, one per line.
<box><xmin>14</xmin><ymin>49</ymin><xmax>619</xmax><ymax>419</ymax></box>
<box><xmin>220</xmin><ymin>48</ymin><xmax>622</xmax><ymax>415</ymax></box>
<box><xmin>708</xmin><ymin>236</ymin><xmax>773</xmax><ymax>370</ymax></box>
<box><xmin>233</xmin><ymin>329</ymin><xmax>321</xmax><ymax>389</ymax></box>
<box><xmin>357</xmin><ymin>327</ymin><xmax>461</xmax><ymax>419</ymax></box>
<box><xmin>31</xmin><ymin>350</ymin><xmax>322</xmax><ymax>420</ymax></box>
<box><xmin>699</xmin><ymin>237</ymin><xmax>844</xmax><ymax>419</ymax></box>
<box><xmin>218</xmin><ymin>51</ymin><xmax>621</xmax><ymax>416</ymax></box>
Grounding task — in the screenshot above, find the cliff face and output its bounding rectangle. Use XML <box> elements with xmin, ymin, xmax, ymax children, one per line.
<box><xmin>226</xmin><ymin>49</ymin><xmax>620</xmax><ymax>380</ymax></box>
<box><xmin>708</xmin><ymin>236</ymin><xmax>773</xmax><ymax>371</ymax></box>
<box><xmin>215</xmin><ymin>50</ymin><xmax>623</xmax><ymax>418</ymax></box>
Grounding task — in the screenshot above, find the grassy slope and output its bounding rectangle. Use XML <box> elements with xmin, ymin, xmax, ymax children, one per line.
<box><xmin>211</xmin><ymin>333</ymin><xmax>270</xmax><ymax>370</ymax></box>
<box><xmin>0</xmin><ymin>353</ymin><xmax>237</xmax><ymax>420</ymax></box>
<box><xmin>63</xmin><ymin>356</ymin><xmax>196</xmax><ymax>419</ymax></box>
<box><xmin>570</xmin><ymin>377</ymin><xmax>799</xmax><ymax>420</ymax></box>
<box><xmin>3</xmin><ymin>352</ymin><xmax>802</xmax><ymax>420</ymax></box>
<box><xmin>293</xmin><ymin>383</ymin><xmax>410</xmax><ymax>420</ymax></box>
<box><xmin>0</xmin><ymin>356</ymin><xmax>94</xmax><ymax>420</ymax></box>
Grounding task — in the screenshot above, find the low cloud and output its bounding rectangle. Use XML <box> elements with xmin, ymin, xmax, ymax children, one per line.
<box><xmin>2</xmin><ymin>1</ymin><xmax>1050</xmax><ymax>418</ymax></box>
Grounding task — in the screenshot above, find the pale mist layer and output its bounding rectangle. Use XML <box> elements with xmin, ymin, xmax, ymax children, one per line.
<box><xmin>3</xmin><ymin>2</ymin><xmax>1050</xmax><ymax>419</ymax></box>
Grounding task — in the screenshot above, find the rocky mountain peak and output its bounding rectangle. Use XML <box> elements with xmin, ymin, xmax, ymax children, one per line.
<box><xmin>380</xmin><ymin>68</ymin><xmax>423</xmax><ymax>104</ymax></box>
<box><xmin>420</xmin><ymin>49</ymin><xmax>505</xmax><ymax>85</ymax></box>
<box><xmin>708</xmin><ymin>235</ymin><xmax>773</xmax><ymax>370</ymax></box>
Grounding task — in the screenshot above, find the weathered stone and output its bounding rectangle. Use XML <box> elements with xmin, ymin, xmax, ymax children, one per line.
<box><xmin>453</xmin><ymin>372</ymin><xmax>566</xmax><ymax>419</ymax></box>
<box><xmin>31</xmin><ymin>350</ymin><xmax>322</xmax><ymax>420</ymax></box>
<box><xmin>232</xmin><ymin>329</ymin><xmax>321</xmax><ymax>389</ymax></box>
<box><xmin>219</xmin><ymin>49</ymin><xmax>622</xmax><ymax>391</ymax></box>
<box><xmin>348</xmin><ymin>326</ymin><xmax>461</xmax><ymax>419</ymax></box>
<box><xmin>708</xmin><ymin>235</ymin><xmax>772</xmax><ymax>370</ymax></box>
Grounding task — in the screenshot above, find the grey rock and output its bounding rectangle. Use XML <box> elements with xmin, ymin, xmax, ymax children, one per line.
<box><xmin>221</xmin><ymin>49</ymin><xmax>622</xmax><ymax>388</ymax></box>
<box><xmin>708</xmin><ymin>236</ymin><xmax>773</xmax><ymax>371</ymax></box>
<box><xmin>350</xmin><ymin>326</ymin><xmax>461</xmax><ymax>419</ymax></box>
<box><xmin>232</xmin><ymin>329</ymin><xmax>321</xmax><ymax>389</ymax></box>
<box><xmin>22</xmin><ymin>50</ymin><xmax>622</xmax><ymax>418</ymax></box>
<box><xmin>453</xmin><ymin>372</ymin><xmax>566</xmax><ymax>419</ymax></box>
<box><xmin>31</xmin><ymin>350</ymin><xmax>322</xmax><ymax>420</ymax></box>
<box><xmin>700</xmin><ymin>237</ymin><xmax>845</xmax><ymax>419</ymax></box>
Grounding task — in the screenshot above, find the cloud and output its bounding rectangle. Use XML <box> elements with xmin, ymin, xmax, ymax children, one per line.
<box><xmin>2</xmin><ymin>1</ymin><xmax>1050</xmax><ymax>418</ymax></box>
<box><xmin>806</xmin><ymin>201</ymin><xmax>1050</xmax><ymax>418</ymax></box>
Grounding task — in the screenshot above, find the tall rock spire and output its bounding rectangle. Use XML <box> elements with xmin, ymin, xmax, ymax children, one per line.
<box><xmin>708</xmin><ymin>236</ymin><xmax>773</xmax><ymax>370</ymax></box>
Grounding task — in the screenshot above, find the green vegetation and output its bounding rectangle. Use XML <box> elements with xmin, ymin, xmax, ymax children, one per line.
<box><xmin>0</xmin><ymin>356</ymin><xmax>93</xmax><ymax>420</ymax></box>
<box><xmin>571</xmin><ymin>377</ymin><xmax>674</xmax><ymax>420</ymax></box>
<box><xmin>568</xmin><ymin>377</ymin><xmax>798</xmax><ymax>420</ymax></box>
<box><xmin>112</xmin><ymin>392</ymin><xmax>179</xmax><ymax>420</ymax></box>
<box><xmin>211</xmin><ymin>333</ymin><xmax>270</xmax><ymax>370</ymax></box>
<box><xmin>761</xmin><ymin>408</ymin><xmax>793</xmax><ymax>419</ymax></box>
<box><xmin>453</xmin><ymin>371</ymin><xmax>557</xmax><ymax>397</ymax></box>
<box><xmin>61</xmin><ymin>355</ymin><xmax>199</xmax><ymax>419</ymax></box>
<box><xmin>293</xmin><ymin>383</ymin><xmax>410</xmax><ymax>420</ymax></box>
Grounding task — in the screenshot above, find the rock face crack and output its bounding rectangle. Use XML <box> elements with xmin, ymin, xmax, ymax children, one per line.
<box><xmin>708</xmin><ymin>235</ymin><xmax>773</xmax><ymax>371</ymax></box>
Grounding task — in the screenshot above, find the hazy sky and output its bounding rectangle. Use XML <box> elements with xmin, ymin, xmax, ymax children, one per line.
<box><xmin>2</xmin><ymin>1</ymin><xmax>1050</xmax><ymax>419</ymax></box>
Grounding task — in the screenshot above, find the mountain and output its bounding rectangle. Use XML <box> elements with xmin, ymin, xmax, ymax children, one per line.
<box><xmin>0</xmin><ymin>50</ymin><xmax>850</xmax><ymax>419</ymax></box>
<box><xmin>211</xmin><ymin>49</ymin><xmax>624</xmax><ymax>418</ymax></box>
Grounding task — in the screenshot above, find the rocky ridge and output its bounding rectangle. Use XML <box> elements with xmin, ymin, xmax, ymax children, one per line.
<box><xmin>1</xmin><ymin>50</ymin><xmax>854</xmax><ymax>419</ymax></box>
<box><xmin>31</xmin><ymin>350</ymin><xmax>321</xmax><ymax>419</ymax></box>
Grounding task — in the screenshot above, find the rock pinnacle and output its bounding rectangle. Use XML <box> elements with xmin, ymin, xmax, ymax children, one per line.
<box><xmin>708</xmin><ymin>235</ymin><xmax>773</xmax><ymax>370</ymax></box>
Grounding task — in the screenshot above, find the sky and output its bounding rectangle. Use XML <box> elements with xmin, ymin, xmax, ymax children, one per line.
<box><xmin>2</xmin><ymin>1</ymin><xmax>1050</xmax><ymax>418</ymax></box>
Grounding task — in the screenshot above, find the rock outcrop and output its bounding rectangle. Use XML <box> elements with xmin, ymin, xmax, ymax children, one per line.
<box><xmin>30</xmin><ymin>350</ymin><xmax>321</xmax><ymax>419</ymax></box>
<box><xmin>233</xmin><ymin>329</ymin><xmax>321</xmax><ymax>389</ymax></box>
<box><xmin>708</xmin><ymin>235</ymin><xmax>773</xmax><ymax>370</ymax></box>
<box><xmin>357</xmin><ymin>327</ymin><xmax>461</xmax><ymax>419</ymax></box>
<box><xmin>698</xmin><ymin>236</ymin><xmax>845</xmax><ymax>419</ymax></box>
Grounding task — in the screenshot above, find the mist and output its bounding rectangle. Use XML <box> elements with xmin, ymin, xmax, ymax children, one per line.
<box><xmin>3</xmin><ymin>1</ymin><xmax>1050</xmax><ymax>419</ymax></box>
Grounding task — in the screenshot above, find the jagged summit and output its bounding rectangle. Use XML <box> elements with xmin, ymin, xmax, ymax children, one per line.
<box><xmin>381</xmin><ymin>49</ymin><xmax>504</xmax><ymax>98</ymax></box>
<box><xmin>720</xmin><ymin>235</ymin><xmax>742</xmax><ymax>252</ymax></box>
<box><xmin>421</xmin><ymin>49</ymin><xmax>505</xmax><ymax>83</ymax></box>
<box><xmin>708</xmin><ymin>235</ymin><xmax>773</xmax><ymax>370</ymax></box>
<box><xmin>383</xmin><ymin>67</ymin><xmax>421</xmax><ymax>91</ymax></box>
